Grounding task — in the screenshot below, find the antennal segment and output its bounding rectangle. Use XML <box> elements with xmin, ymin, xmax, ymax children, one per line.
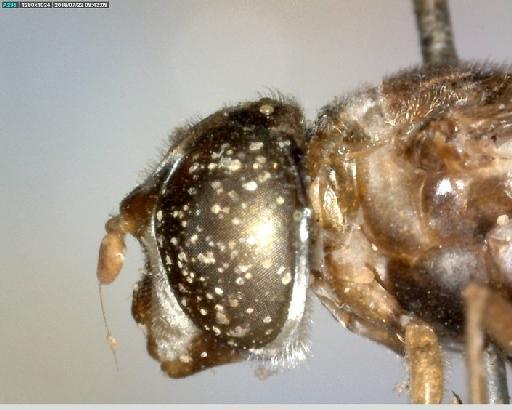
<box><xmin>413</xmin><ymin>0</ymin><xmax>458</xmax><ymax>65</ymax></box>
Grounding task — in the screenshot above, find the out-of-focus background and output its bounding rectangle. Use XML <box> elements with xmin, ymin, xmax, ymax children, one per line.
<box><xmin>1</xmin><ymin>0</ymin><xmax>511</xmax><ymax>404</ymax></box>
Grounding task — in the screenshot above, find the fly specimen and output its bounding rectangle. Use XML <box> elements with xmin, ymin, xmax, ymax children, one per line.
<box><xmin>97</xmin><ymin>0</ymin><xmax>512</xmax><ymax>403</ymax></box>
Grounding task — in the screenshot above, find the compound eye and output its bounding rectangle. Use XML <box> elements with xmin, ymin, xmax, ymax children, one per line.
<box><xmin>135</xmin><ymin>99</ymin><xmax>310</xmax><ymax>377</ymax></box>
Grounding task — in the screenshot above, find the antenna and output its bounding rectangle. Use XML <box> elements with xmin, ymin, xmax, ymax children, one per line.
<box><xmin>99</xmin><ymin>283</ymin><xmax>120</xmax><ymax>371</ymax></box>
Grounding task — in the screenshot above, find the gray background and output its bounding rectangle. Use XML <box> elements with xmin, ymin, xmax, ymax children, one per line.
<box><xmin>1</xmin><ymin>0</ymin><xmax>511</xmax><ymax>404</ymax></box>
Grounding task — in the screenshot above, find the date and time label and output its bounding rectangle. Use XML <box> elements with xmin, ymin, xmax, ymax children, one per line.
<box><xmin>2</xmin><ymin>1</ymin><xmax>109</xmax><ymax>7</ymax></box>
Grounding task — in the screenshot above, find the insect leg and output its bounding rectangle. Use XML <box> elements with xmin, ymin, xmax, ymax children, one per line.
<box><xmin>404</xmin><ymin>320</ymin><xmax>444</xmax><ymax>404</ymax></box>
<box><xmin>412</xmin><ymin>0</ymin><xmax>458</xmax><ymax>65</ymax></box>
<box><xmin>463</xmin><ymin>283</ymin><xmax>512</xmax><ymax>404</ymax></box>
<box><xmin>313</xmin><ymin>279</ymin><xmax>404</xmax><ymax>355</ymax></box>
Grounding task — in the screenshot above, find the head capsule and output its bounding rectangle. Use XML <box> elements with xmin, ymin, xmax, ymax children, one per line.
<box><xmin>123</xmin><ymin>98</ymin><xmax>311</xmax><ymax>377</ymax></box>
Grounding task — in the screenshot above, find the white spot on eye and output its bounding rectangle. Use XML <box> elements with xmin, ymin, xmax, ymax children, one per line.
<box><xmin>276</xmin><ymin>196</ymin><xmax>284</xmax><ymax>205</ymax></box>
<box><xmin>214</xmin><ymin>304</ymin><xmax>224</xmax><ymax>311</ymax></box>
<box><xmin>232</xmin><ymin>217</ymin><xmax>241</xmax><ymax>225</ymax></box>
<box><xmin>228</xmin><ymin>190</ymin><xmax>239</xmax><ymax>201</ymax></box>
<box><xmin>177</xmin><ymin>283</ymin><xmax>188</xmax><ymax>293</ymax></box>
<box><xmin>222</xmin><ymin>207</ymin><xmax>230</xmax><ymax>214</ymax></box>
<box><xmin>228</xmin><ymin>296</ymin><xmax>239</xmax><ymax>307</ymax></box>
<box><xmin>179</xmin><ymin>354</ymin><xmax>192</xmax><ymax>363</ymax></box>
<box><xmin>211</xmin><ymin>204</ymin><xmax>221</xmax><ymax>214</ymax></box>
<box><xmin>243</xmin><ymin>181</ymin><xmax>258</xmax><ymax>191</ymax></box>
<box><xmin>200</xmin><ymin>351</ymin><xmax>208</xmax><ymax>358</ymax></box>
<box><xmin>178</xmin><ymin>252</ymin><xmax>187</xmax><ymax>261</ymax></box>
<box><xmin>253</xmin><ymin>163</ymin><xmax>260</xmax><ymax>169</ymax></box>
<box><xmin>208</xmin><ymin>163</ymin><xmax>217</xmax><ymax>170</ymax></box>
<box><xmin>249</xmin><ymin>141</ymin><xmax>264</xmax><ymax>151</ymax></box>
<box><xmin>181</xmin><ymin>220</ymin><xmax>188</xmax><ymax>227</ymax></box>
<box><xmin>227</xmin><ymin>325</ymin><xmax>249</xmax><ymax>337</ymax></box>
<box><xmin>277</xmin><ymin>266</ymin><xmax>285</xmax><ymax>275</ymax></box>
<box><xmin>165</xmin><ymin>255</ymin><xmax>172</xmax><ymax>265</ymax></box>
<box><xmin>241</xmin><ymin>202</ymin><xmax>247</xmax><ymax>209</ymax></box>
<box><xmin>258</xmin><ymin>171</ymin><xmax>271</xmax><ymax>183</ymax></box>
<box><xmin>256</xmin><ymin>155</ymin><xmax>267</xmax><ymax>164</ymax></box>
<box><xmin>282</xmin><ymin>271</ymin><xmax>292</xmax><ymax>285</ymax></box>
<box><xmin>214</xmin><ymin>287</ymin><xmax>224</xmax><ymax>295</ymax></box>
<box><xmin>199</xmin><ymin>276</ymin><xmax>206</xmax><ymax>282</ymax></box>
<box><xmin>220</xmin><ymin>158</ymin><xmax>242</xmax><ymax>172</ymax></box>
<box><xmin>244</xmin><ymin>272</ymin><xmax>253</xmax><ymax>280</ymax></box>
<box><xmin>188</xmin><ymin>187</ymin><xmax>197</xmax><ymax>195</ymax></box>
<box><xmin>228</xmin><ymin>240</ymin><xmax>236</xmax><ymax>250</ymax></box>
<box><xmin>189</xmin><ymin>163</ymin><xmax>200</xmax><ymax>173</ymax></box>
<box><xmin>212</xmin><ymin>326</ymin><xmax>221</xmax><ymax>336</ymax></box>
<box><xmin>199</xmin><ymin>308</ymin><xmax>208</xmax><ymax>316</ymax></box>
<box><xmin>190</xmin><ymin>234</ymin><xmax>198</xmax><ymax>244</ymax></box>
<box><xmin>263</xmin><ymin>316</ymin><xmax>272</xmax><ymax>324</ymax></box>
<box><xmin>170</xmin><ymin>237</ymin><xmax>177</xmax><ymax>245</ymax></box>
<box><xmin>216</xmin><ymin>311</ymin><xmax>230</xmax><ymax>325</ymax></box>
<box><xmin>262</xmin><ymin>259</ymin><xmax>272</xmax><ymax>269</ymax></box>
<box><xmin>180</xmin><ymin>297</ymin><xmax>187</xmax><ymax>306</ymax></box>
<box><xmin>246</xmin><ymin>307</ymin><xmax>254</xmax><ymax>314</ymax></box>
<box><xmin>278</xmin><ymin>139</ymin><xmax>291</xmax><ymax>148</ymax></box>
<box><xmin>198</xmin><ymin>251</ymin><xmax>215</xmax><ymax>264</ymax></box>
<box><xmin>211</xmin><ymin>181</ymin><xmax>222</xmax><ymax>190</ymax></box>
<box><xmin>183</xmin><ymin>204</ymin><xmax>189</xmax><ymax>211</ymax></box>
<box><xmin>265</xmin><ymin>329</ymin><xmax>274</xmax><ymax>335</ymax></box>
<box><xmin>206</xmin><ymin>292</ymin><xmax>214</xmax><ymax>300</ymax></box>
<box><xmin>235</xmin><ymin>277</ymin><xmax>245</xmax><ymax>285</ymax></box>
<box><xmin>156</xmin><ymin>210</ymin><xmax>163</xmax><ymax>221</ymax></box>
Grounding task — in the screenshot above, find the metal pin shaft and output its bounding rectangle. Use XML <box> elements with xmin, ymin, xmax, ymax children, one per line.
<box><xmin>413</xmin><ymin>0</ymin><xmax>458</xmax><ymax>65</ymax></box>
<box><xmin>484</xmin><ymin>343</ymin><xmax>510</xmax><ymax>404</ymax></box>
